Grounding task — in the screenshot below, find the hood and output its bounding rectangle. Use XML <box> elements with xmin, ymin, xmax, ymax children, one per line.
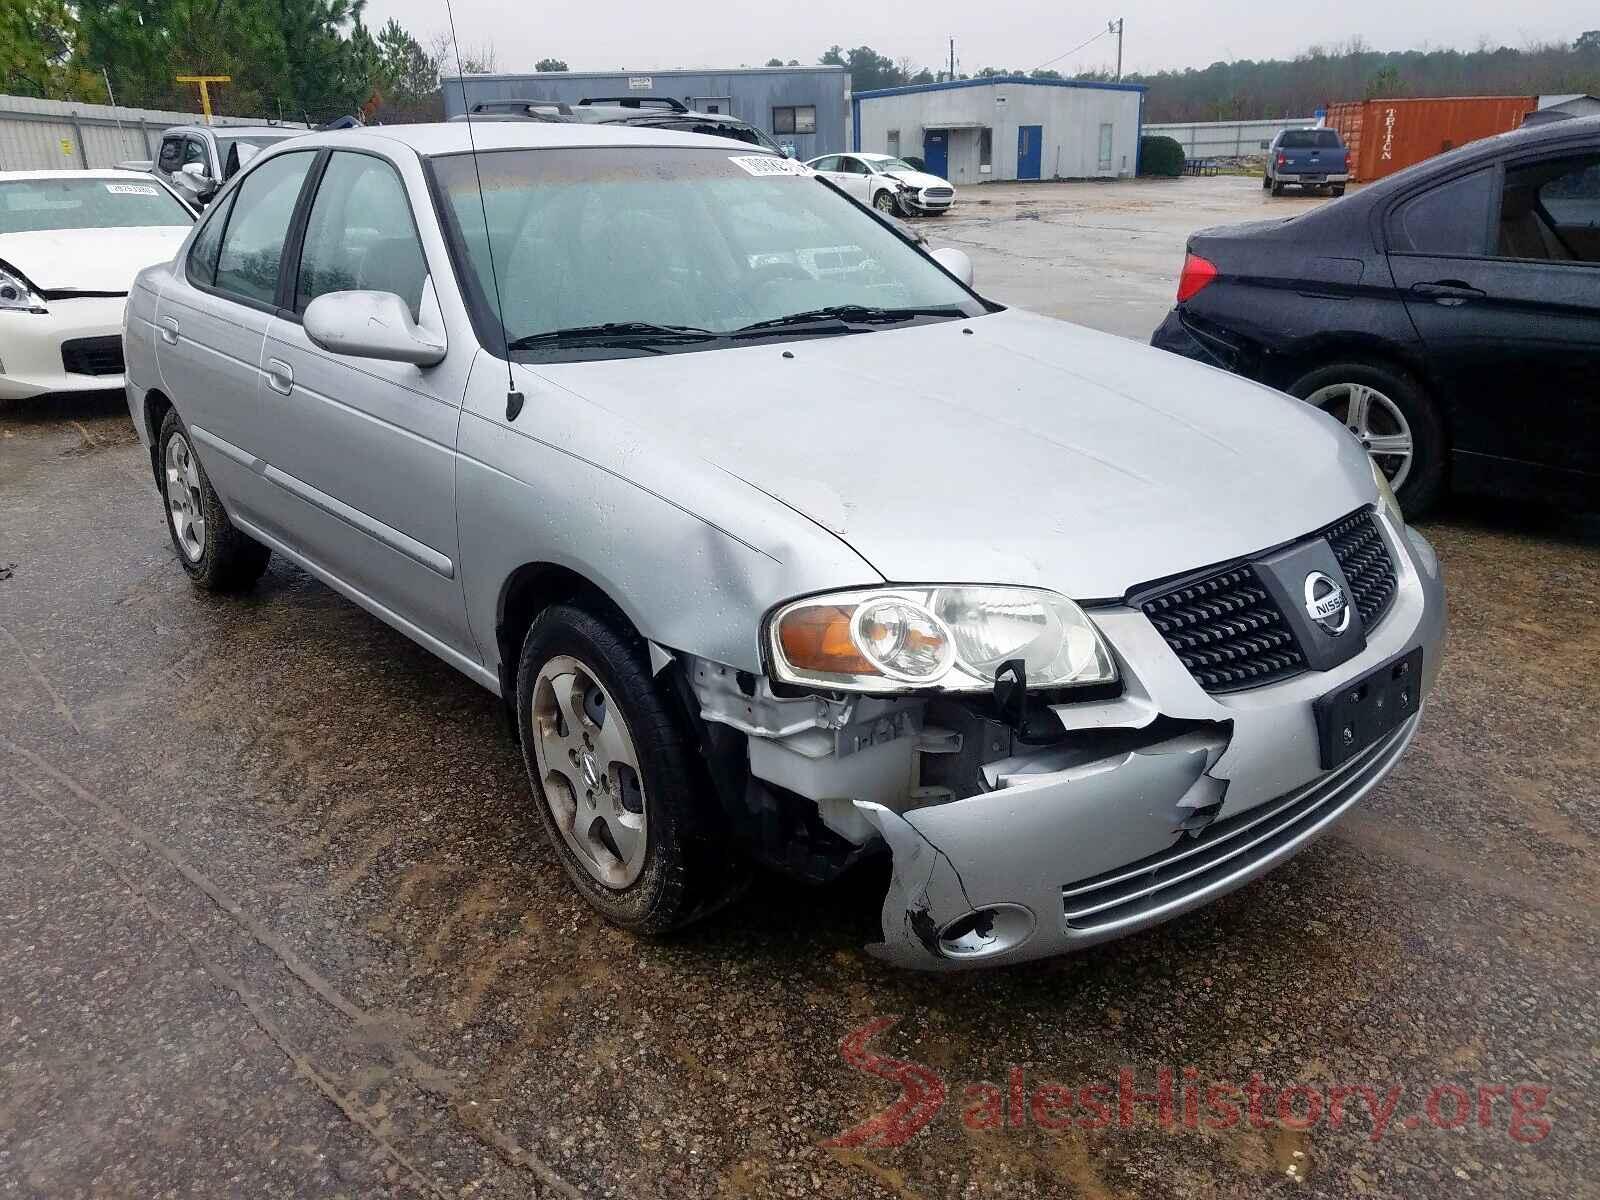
<box><xmin>526</xmin><ymin>309</ymin><xmax>1375</xmax><ymax>600</ymax></box>
<box><xmin>0</xmin><ymin>225</ymin><xmax>190</xmax><ymax>294</ymax></box>
<box><xmin>885</xmin><ymin>170</ymin><xmax>951</xmax><ymax>190</ymax></box>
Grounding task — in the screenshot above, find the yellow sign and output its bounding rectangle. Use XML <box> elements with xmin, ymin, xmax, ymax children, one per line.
<box><xmin>174</xmin><ymin>75</ymin><xmax>232</xmax><ymax>124</ymax></box>
<box><xmin>60</xmin><ymin>138</ymin><xmax>73</xmax><ymax>156</ymax></box>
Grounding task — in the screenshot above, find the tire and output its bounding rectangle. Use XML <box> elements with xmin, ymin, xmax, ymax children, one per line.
<box><xmin>1286</xmin><ymin>360</ymin><xmax>1447</xmax><ymax>516</ymax></box>
<box><xmin>1262</xmin><ymin>173</ymin><xmax>1272</xmax><ymax>190</ymax></box>
<box><xmin>1270</xmin><ymin>181</ymin><xmax>1285</xmax><ymax>197</ymax></box>
<box><xmin>514</xmin><ymin>603</ymin><xmax>734</xmax><ymax>934</ymax></box>
<box><xmin>157</xmin><ymin>409</ymin><xmax>271</xmax><ymax>591</ymax></box>
<box><xmin>873</xmin><ymin>188</ymin><xmax>899</xmax><ymax>215</ymax></box>
<box><xmin>1332</xmin><ymin>185</ymin><xmax>1347</xmax><ymax>197</ymax></box>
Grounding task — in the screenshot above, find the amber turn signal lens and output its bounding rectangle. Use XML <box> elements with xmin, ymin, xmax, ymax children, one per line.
<box><xmin>777</xmin><ymin>604</ymin><xmax>876</xmax><ymax>676</ymax></box>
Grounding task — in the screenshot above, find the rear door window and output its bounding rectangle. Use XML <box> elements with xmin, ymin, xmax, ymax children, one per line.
<box><xmin>186</xmin><ymin>189</ymin><xmax>237</xmax><ymax>286</ymax></box>
<box><xmin>1387</xmin><ymin>168</ymin><xmax>1497</xmax><ymax>257</ymax></box>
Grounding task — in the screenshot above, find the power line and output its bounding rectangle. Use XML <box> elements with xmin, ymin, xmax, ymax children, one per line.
<box><xmin>1031</xmin><ymin>25</ymin><xmax>1114</xmax><ymax>74</ymax></box>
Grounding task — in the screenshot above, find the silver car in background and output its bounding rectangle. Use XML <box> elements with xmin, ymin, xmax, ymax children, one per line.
<box><xmin>123</xmin><ymin>122</ymin><xmax>1445</xmax><ymax>970</ymax></box>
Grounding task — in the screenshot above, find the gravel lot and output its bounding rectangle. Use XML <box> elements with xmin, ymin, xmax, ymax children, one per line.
<box><xmin>2</xmin><ymin>174</ymin><xmax>1596</xmax><ymax>1200</ymax></box>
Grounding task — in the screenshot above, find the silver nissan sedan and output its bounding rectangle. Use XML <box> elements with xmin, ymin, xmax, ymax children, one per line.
<box><xmin>123</xmin><ymin>122</ymin><xmax>1445</xmax><ymax>970</ymax></box>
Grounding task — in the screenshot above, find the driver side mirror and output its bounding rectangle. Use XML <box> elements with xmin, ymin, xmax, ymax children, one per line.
<box><xmin>176</xmin><ymin>161</ymin><xmax>216</xmax><ymax>198</ymax></box>
<box><xmin>931</xmin><ymin>246</ymin><xmax>975</xmax><ymax>288</ymax></box>
<box><xmin>304</xmin><ymin>290</ymin><xmax>447</xmax><ymax>366</ymax></box>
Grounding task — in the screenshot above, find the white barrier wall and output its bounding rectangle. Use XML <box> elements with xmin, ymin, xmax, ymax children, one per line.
<box><xmin>0</xmin><ymin>94</ymin><xmax>301</xmax><ymax>171</ymax></box>
<box><xmin>1142</xmin><ymin>117</ymin><xmax>1318</xmax><ymax>160</ymax></box>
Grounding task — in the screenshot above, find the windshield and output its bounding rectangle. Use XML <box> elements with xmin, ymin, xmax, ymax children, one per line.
<box><xmin>0</xmin><ymin>177</ymin><xmax>192</xmax><ymax>234</ymax></box>
<box><xmin>431</xmin><ymin>147</ymin><xmax>983</xmax><ymax>360</ymax></box>
<box><xmin>862</xmin><ymin>156</ymin><xmax>918</xmax><ymax>174</ymax></box>
<box><xmin>217</xmin><ymin>134</ymin><xmax>294</xmax><ymax>157</ymax></box>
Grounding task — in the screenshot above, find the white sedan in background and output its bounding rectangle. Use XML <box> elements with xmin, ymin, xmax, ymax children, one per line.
<box><xmin>0</xmin><ymin>170</ymin><xmax>193</xmax><ymax>400</ymax></box>
<box><xmin>804</xmin><ymin>153</ymin><xmax>957</xmax><ymax>216</ymax></box>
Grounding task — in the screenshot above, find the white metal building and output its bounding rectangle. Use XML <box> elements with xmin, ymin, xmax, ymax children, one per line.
<box><xmin>1537</xmin><ymin>94</ymin><xmax>1600</xmax><ymax>119</ymax></box>
<box><xmin>851</xmin><ymin>77</ymin><xmax>1146</xmax><ymax>184</ymax></box>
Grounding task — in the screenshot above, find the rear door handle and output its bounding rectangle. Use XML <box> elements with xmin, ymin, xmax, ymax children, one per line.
<box><xmin>159</xmin><ymin>317</ymin><xmax>179</xmax><ymax>344</ymax></box>
<box><xmin>264</xmin><ymin>358</ymin><xmax>293</xmax><ymax>395</ymax></box>
<box><xmin>1410</xmin><ymin>280</ymin><xmax>1486</xmax><ymax>306</ymax></box>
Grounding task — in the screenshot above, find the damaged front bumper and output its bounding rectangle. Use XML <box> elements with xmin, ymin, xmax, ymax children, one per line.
<box><xmin>861</xmin><ymin>516</ymin><xmax>1443</xmax><ymax>970</ymax></box>
<box><xmin>685</xmin><ymin>513</ymin><xmax>1445</xmax><ymax>971</ymax></box>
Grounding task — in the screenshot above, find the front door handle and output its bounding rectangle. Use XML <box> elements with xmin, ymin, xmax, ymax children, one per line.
<box><xmin>1410</xmin><ymin>280</ymin><xmax>1486</xmax><ymax>306</ymax></box>
<box><xmin>264</xmin><ymin>358</ymin><xmax>293</xmax><ymax>395</ymax></box>
<box><xmin>159</xmin><ymin>317</ymin><xmax>179</xmax><ymax>345</ymax></box>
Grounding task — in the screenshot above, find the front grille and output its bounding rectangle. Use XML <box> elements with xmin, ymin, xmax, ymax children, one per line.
<box><xmin>1138</xmin><ymin>509</ymin><xmax>1399</xmax><ymax>694</ymax></box>
<box><xmin>1140</xmin><ymin>564</ymin><xmax>1306</xmax><ymax>692</ymax></box>
<box><xmin>1061</xmin><ymin>717</ymin><xmax>1413</xmax><ymax>932</ymax></box>
<box><xmin>923</xmin><ymin>187</ymin><xmax>954</xmax><ymax>200</ymax></box>
<box><xmin>61</xmin><ymin>335</ymin><xmax>124</xmax><ymax>377</ymax></box>
<box><xmin>1323</xmin><ymin>511</ymin><xmax>1398</xmax><ymax>626</ymax></box>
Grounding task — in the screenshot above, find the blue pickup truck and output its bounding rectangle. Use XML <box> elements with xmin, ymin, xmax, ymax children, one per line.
<box><xmin>1264</xmin><ymin>128</ymin><xmax>1350</xmax><ymax>197</ymax></box>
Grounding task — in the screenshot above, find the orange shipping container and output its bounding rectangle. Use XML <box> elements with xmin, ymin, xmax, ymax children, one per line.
<box><xmin>1324</xmin><ymin>96</ymin><xmax>1536</xmax><ymax>182</ymax></box>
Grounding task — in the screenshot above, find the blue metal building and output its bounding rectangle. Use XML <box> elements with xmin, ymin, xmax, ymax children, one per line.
<box><xmin>442</xmin><ymin>67</ymin><xmax>851</xmax><ymax>159</ymax></box>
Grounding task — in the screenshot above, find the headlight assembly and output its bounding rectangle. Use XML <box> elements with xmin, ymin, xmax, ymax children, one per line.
<box><xmin>0</xmin><ymin>265</ymin><xmax>46</xmax><ymax>314</ymax></box>
<box><xmin>768</xmin><ymin>586</ymin><xmax>1118</xmax><ymax>694</ymax></box>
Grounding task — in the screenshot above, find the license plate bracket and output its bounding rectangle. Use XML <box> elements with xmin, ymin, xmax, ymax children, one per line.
<box><xmin>1314</xmin><ymin>647</ymin><xmax>1423</xmax><ymax>770</ymax></box>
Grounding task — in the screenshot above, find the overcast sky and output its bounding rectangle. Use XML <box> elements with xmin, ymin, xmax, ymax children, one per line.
<box><xmin>362</xmin><ymin>0</ymin><xmax>1594</xmax><ymax>77</ymax></box>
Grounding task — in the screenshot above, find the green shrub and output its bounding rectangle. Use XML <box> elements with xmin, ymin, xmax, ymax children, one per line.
<box><xmin>1140</xmin><ymin>135</ymin><xmax>1185</xmax><ymax>177</ymax></box>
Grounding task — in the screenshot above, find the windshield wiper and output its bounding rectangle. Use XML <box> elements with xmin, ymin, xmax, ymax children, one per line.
<box><xmin>506</xmin><ymin>321</ymin><xmax>718</xmax><ymax>351</ymax></box>
<box><xmin>733</xmin><ymin>305</ymin><xmax>964</xmax><ymax>335</ymax></box>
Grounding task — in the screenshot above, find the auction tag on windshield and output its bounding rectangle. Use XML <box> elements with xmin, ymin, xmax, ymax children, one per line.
<box><xmin>728</xmin><ymin>155</ymin><xmax>812</xmax><ymax>177</ymax></box>
<box><xmin>106</xmin><ymin>183</ymin><xmax>159</xmax><ymax>196</ymax></box>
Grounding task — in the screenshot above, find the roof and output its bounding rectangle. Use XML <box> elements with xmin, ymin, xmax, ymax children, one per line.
<box><xmin>273</xmin><ymin>120</ymin><xmax>779</xmax><ymax>158</ymax></box>
<box><xmin>0</xmin><ymin>168</ymin><xmax>173</xmax><ymax>181</ymax></box>
<box><xmin>854</xmin><ymin>75</ymin><xmax>1146</xmax><ymax>100</ymax></box>
<box><xmin>163</xmin><ymin>124</ymin><xmax>304</xmax><ymax>137</ymax></box>
<box><xmin>443</xmin><ymin>65</ymin><xmax>847</xmax><ymax>83</ymax></box>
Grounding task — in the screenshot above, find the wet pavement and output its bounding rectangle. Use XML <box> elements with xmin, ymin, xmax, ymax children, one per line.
<box><xmin>3</xmin><ymin>175</ymin><xmax>1598</xmax><ymax>1200</ymax></box>
<box><xmin>932</xmin><ymin>174</ymin><xmax>1344</xmax><ymax>339</ymax></box>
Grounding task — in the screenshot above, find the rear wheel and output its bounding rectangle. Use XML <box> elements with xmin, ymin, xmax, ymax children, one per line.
<box><xmin>1332</xmin><ymin>185</ymin><xmax>1347</xmax><ymax>197</ymax></box>
<box><xmin>1262</xmin><ymin>173</ymin><xmax>1272</xmax><ymax>189</ymax></box>
<box><xmin>1287</xmin><ymin>361</ymin><xmax>1446</xmax><ymax>516</ymax></box>
<box><xmin>158</xmin><ymin>409</ymin><xmax>271</xmax><ymax>591</ymax></box>
<box><xmin>1270</xmin><ymin>181</ymin><xmax>1285</xmax><ymax>197</ymax></box>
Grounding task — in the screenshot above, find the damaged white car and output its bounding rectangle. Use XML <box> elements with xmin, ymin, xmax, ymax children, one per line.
<box><xmin>123</xmin><ymin>122</ymin><xmax>1445</xmax><ymax>969</ymax></box>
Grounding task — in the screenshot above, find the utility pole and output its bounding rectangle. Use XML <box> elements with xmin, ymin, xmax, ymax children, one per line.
<box><xmin>1109</xmin><ymin>18</ymin><xmax>1124</xmax><ymax>82</ymax></box>
<box><xmin>949</xmin><ymin>38</ymin><xmax>955</xmax><ymax>81</ymax></box>
<box><xmin>175</xmin><ymin>75</ymin><xmax>231</xmax><ymax>124</ymax></box>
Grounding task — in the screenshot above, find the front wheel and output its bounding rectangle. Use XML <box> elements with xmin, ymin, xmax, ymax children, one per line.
<box><xmin>515</xmin><ymin>604</ymin><xmax>736</xmax><ymax>934</ymax></box>
<box><xmin>1287</xmin><ymin>361</ymin><xmax>1447</xmax><ymax>516</ymax></box>
<box><xmin>873</xmin><ymin>189</ymin><xmax>900</xmax><ymax>215</ymax></box>
<box><xmin>158</xmin><ymin>409</ymin><xmax>271</xmax><ymax>591</ymax></box>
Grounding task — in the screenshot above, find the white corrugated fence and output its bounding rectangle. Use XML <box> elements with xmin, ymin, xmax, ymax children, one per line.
<box><xmin>0</xmin><ymin>94</ymin><xmax>303</xmax><ymax>172</ymax></box>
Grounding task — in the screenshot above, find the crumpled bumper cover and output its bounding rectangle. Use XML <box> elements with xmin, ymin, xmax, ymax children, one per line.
<box><xmin>859</xmin><ymin>515</ymin><xmax>1446</xmax><ymax>970</ymax></box>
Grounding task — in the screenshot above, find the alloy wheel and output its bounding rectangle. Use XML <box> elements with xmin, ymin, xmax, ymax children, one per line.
<box><xmin>165</xmin><ymin>433</ymin><xmax>206</xmax><ymax>562</ymax></box>
<box><xmin>531</xmin><ymin>655</ymin><xmax>648</xmax><ymax>889</ymax></box>
<box><xmin>1305</xmin><ymin>382</ymin><xmax>1415</xmax><ymax>492</ymax></box>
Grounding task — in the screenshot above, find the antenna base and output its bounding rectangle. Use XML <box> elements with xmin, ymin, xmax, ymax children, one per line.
<box><xmin>506</xmin><ymin>390</ymin><xmax>525</xmax><ymax>421</ymax></box>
